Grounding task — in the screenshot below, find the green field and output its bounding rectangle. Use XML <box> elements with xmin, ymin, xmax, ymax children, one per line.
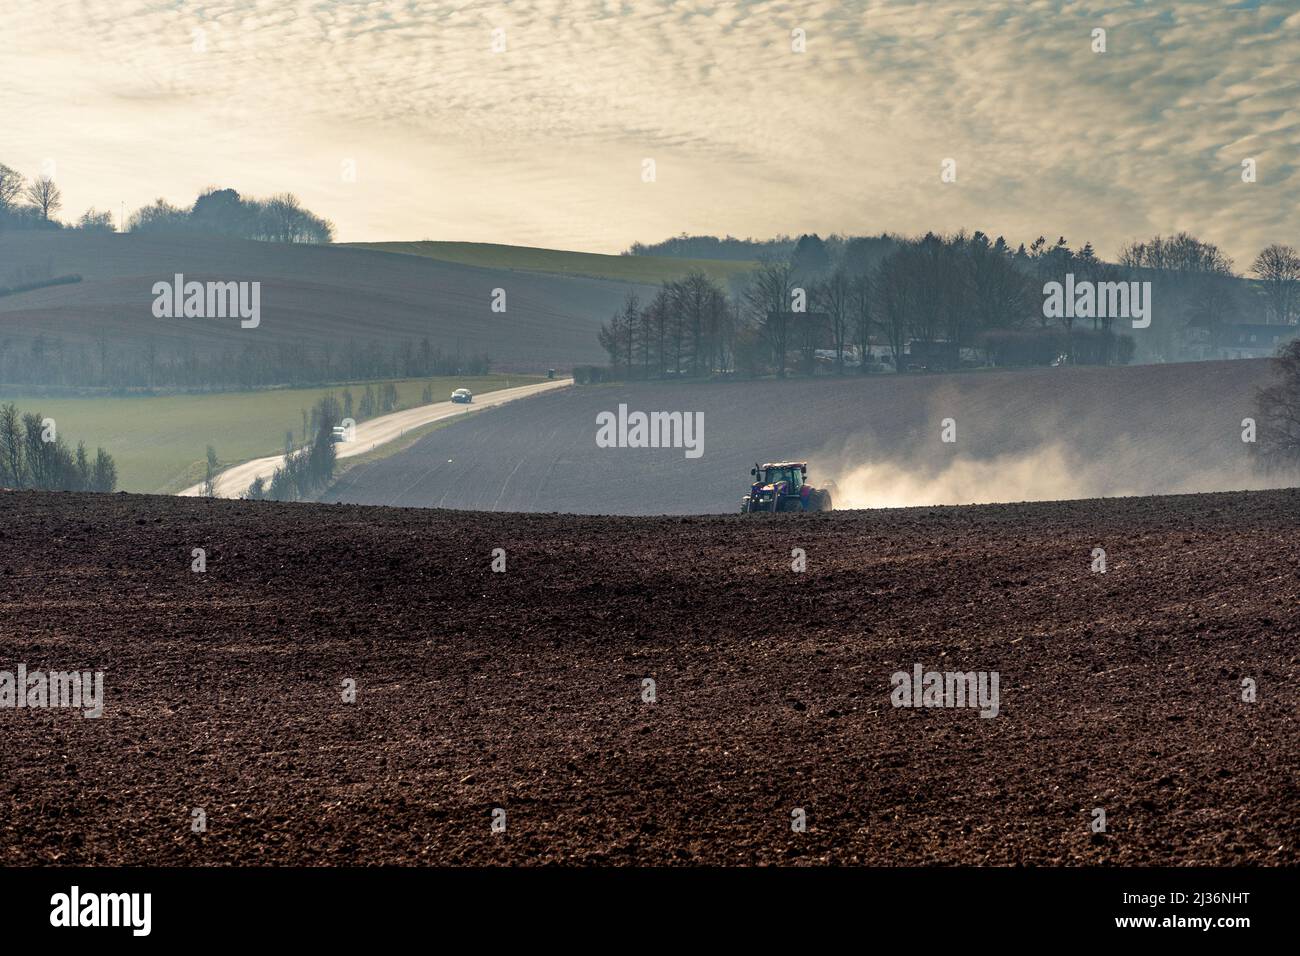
<box><xmin>342</xmin><ymin>241</ymin><xmax>758</xmax><ymax>287</ymax></box>
<box><xmin>0</xmin><ymin>375</ymin><xmax>542</xmax><ymax>494</ymax></box>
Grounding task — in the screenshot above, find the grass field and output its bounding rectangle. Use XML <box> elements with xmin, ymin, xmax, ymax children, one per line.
<box><xmin>342</xmin><ymin>241</ymin><xmax>758</xmax><ymax>287</ymax></box>
<box><xmin>0</xmin><ymin>375</ymin><xmax>542</xmax><ymax>494</ymax></box>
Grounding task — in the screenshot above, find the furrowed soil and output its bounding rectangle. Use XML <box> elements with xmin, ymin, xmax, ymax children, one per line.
<box><xmin>1</xmin><ymin>488</ymin><xmax>1297</xmax><ymax>865</ymax></box>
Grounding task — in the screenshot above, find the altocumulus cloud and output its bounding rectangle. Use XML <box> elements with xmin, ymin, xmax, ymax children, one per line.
<box><xmin>0</xmin><ymin>0</ymin><xmax>1294</xmax><ymax>260</ymax></box>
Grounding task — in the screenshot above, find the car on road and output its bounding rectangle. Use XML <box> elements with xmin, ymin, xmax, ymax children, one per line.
<box><xmin>450</xmin><ymin>388</ymin><xmax>473</xmax><ymax>404</ymax></box>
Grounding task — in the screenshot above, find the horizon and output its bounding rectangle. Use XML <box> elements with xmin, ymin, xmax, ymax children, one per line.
<box><xmin>1</xmin><ymin>1</ymin><xmax>1296</xmax><ymax>266</ymax></box>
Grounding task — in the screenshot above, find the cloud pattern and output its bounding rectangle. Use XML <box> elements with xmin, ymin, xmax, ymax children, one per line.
<box><xmin>1</xmin><ymin>0</ymin><xmax>1295</xmax><ymax>263</ymax></box>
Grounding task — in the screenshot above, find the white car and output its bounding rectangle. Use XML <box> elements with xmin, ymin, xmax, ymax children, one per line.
<box><xmin>450</xmin><ymin>388</ymin><xmax>473</xmax><ymax>404</ymax></box>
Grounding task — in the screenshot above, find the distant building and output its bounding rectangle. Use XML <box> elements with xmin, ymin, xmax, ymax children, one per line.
<box><xmin>1190</xmin><ymin>325</ymin><xmax>1300</xmax><ymax>361</ymax></box>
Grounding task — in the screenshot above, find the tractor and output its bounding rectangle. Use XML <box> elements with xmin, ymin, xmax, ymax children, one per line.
<box><xmin>740</xmin><ymin>461</ymin><xmax>834</xmax><ymax>513</ymax></box>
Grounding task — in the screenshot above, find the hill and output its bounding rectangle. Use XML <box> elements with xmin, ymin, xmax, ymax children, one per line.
<box><xmin>323</xmin><ymin>359</ymin><xmax>1287</xmax><ymax>513</ymax></box>
<box><xmin>340</xmin><ymin>240</ymin><xmax>758</xmax><ymax>287</ymax></box>
<box><xmin>0</xmin><ymin>232</ymin><xmax>645</xmax><ymax>381</ymax></box>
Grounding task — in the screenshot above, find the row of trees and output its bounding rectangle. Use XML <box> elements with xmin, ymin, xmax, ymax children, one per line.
<box><xmin>600</xmin><ymin>231</ymin><xmax>1115</xmax><ymax>376</ymax></box>
<box><xmin>598</xmin><ymin>276</ymin><xmax>738</xmax><ymax>380</ymax></box>
<box><xmin>0</xmin><ymin>160</ymin><xmax>334</xmax><ymax>243</ymax></box>
<box><xmin>0</xmin><ymin>403</ymin><xmax>117</xmax><ymax>492</ymax></box>
<box><xmin>246</xmin><ymin>395</ymin><xmax>341</xmax><ymax>501</ymax></box>
<box><xmin>0</xmin><ymin>334</ymin><xmax>491</xmax><ymax>390</ymax></box>
<box><xmin>625</xmin><ymin>232</ymin><xmax>898</xmax><ymax>266</ymax></box>
<box><xmin>127</xmin><ymin>187</ymin><xmax>334</xmax><ymax>244</ymax></box>
<box><xmin>602</xmin><ymin>230</ymin><xmax>1299</xmax><ymax>377</ymax></box>
<box><xmin>248</xmin><ymin>377</ymin><xmax>447</xmax><ymax>501</ymax></box>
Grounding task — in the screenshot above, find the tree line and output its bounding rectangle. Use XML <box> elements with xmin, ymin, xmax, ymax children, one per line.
<box><xmin>601</xmin><ymin>230</ymin><xmax>1300</xmax><ymax>376</ymax></box>
<box><xmin>242</xmin><ymin>378</ymin><xmax>445</xmax><ymax>502</ymax></box>
<box><xmin>0</xmin><ymin>403</ymin><xmax>118</xmax><ymax>492</ymax></box>
<box><xmin>0</xmin><ymin>333</ymin><xmax>491</xmax><ymax>390</ymax></box>
<box><xmin>126</xmin><ymin>187</ymin><xmax>333</xmax><ymax>244</ymax></box>
<box><xmin>0</xmin><ymin>160</ymin><xmax>333</xmax><ymax>243</ymax></box>
<box><xmin>245</xmin><ymin>394</ymin><xmax>341</xmax><ymax>502</ymax></box>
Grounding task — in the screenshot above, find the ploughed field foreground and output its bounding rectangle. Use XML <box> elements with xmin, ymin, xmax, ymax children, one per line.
<box><xmin>0</xmin><ymin>488</ymin><xmax>1297</xmax><ymax>865</ymax></box>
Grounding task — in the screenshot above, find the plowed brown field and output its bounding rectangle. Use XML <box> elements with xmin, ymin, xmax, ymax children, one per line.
<box><xmin>1</xmin><ymin>488</ymin><xmax>1296</xmax><ymax>865</ymax></box>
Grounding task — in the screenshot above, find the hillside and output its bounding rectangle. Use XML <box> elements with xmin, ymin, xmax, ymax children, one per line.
<box><xmin>0</xmin><ymin>232</ymin><xmax>645</xmax><ymax>377</ymax></box>
<box><xmin>340</xmin><ymin>240</ymin><xmax>757</xmax><ymax>287</ymax></box>
<box><xmin>323</xmin><ymin>359</ymin><xmax>1287</xmax><ymax>513</ymax></box>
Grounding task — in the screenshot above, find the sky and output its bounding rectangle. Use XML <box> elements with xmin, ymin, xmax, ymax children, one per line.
<box><xmin>1</xmin><ymin>0</ymin><xmax>1297</xmax><ymax>265</ymax></box>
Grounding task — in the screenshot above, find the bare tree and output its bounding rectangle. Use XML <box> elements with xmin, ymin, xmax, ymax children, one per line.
<box><xmin>0</xmin><ymin>163</ymin><xmax>24</xmax><ymax>214</ymax></box>
<box><xmin>0</xmin><ymin>402</ymin><xmax>25</xmax><ymax>487</ymax></box>
<box><xmin>76</xmin><ymin>208</ymin><xmax>116</xmax><ymax>232</ymax></box>
<box><xmin>1255</xmin><ymin>339</ymin><xmax>1300</xmax><ymax>470</ymax></box>
<box><xmin>597</xmin><ymin>309</ymin><xmax>628</xmax><ymax>370</ymax></box>
<box><xmin>203</xmin><ymin>445</ymin><xmax>219</xmax><ymax>498</ymax></box>
<box><xmin>1251</xmin><ymin>244</ymin><xmax>1300</xmax><ymax>325</ymax></box>
<box><xmin>875</xmin><ymin>248</ymin><xmax>913</xmax><ymax>371</ymax></box>
<box><xmin>744</xmin><ymin>260</ymin><xmax>796</xmax><ymax>377</ymax></box>
<box><xmin>815</xmin><ymin>268</ymin><xmax>852</xmax><ymax>373</ymax></box>
<box><xmin>908</xmin><ymin>234</ymin><xmax>946</xmax><ymax>348</ymax></box>
<box><xmin>24</xmin><ymin>176</ymin><xmax>62</xmax><ymax>221</ymax></box>
<box><xmin>849</xmin><ymin>271</ymin><xmax>873</xmax><ymax>372</ymax></box>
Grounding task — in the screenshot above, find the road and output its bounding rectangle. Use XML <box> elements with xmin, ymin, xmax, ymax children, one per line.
<box><xmin>179</xmin><ymin>378</ymin><xmax>571</xmax><ymax>498</ymax></box>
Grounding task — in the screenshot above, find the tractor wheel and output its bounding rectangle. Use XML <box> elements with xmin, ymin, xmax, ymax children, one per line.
<box><xmin>816</xmin><ymin>489</ymin><xmax>833</xmax><ymax>511</ymax></box>
<box><xmin>777</xmin><ymin>497</ymin><xmax>800</xmax><ymax>512</ymax></box>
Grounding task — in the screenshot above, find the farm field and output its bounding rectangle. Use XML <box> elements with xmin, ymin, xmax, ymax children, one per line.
<box><xmin>323</xmin><ymin>359</ymin><xmax>1285</xmax><ymax>514</ymax></box>
<box><xmin>0</xmin><ymin>486</ymin><xmax>1295</xmax><ymax>865</ymax></box>
<box><xmin>340</xmin><ymin>240</ymin><xmax>758</xmax><ymax>287</ymax></box>
<box><xmin>0</xmin><ymin>374</ymin><xmax>542</xmax><ymax>494</ymax></box>
<box><xmin>0</xmin><ymin>232</ymin><xmax>641</xmax><ymax>375</ymax></box>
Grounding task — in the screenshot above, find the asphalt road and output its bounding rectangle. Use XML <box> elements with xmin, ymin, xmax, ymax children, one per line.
<box><xmin>179</xmin><ymin>378</ymin><xmax>572</xmax><ymax>498</ymax></box>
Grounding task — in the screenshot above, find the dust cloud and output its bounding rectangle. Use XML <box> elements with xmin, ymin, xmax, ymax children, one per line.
<box><xmin>824</xmin><ymin>442</ymin><xmax>1282</xmax><ymax>510</ymax></box>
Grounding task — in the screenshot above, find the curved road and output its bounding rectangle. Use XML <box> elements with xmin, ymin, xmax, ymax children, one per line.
<box><xmin>179</xmin><ymin>378</ymin><xmax>571</xmax><ymax>498</ymax></box>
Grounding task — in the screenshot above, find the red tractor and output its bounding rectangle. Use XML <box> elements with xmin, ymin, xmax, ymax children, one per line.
<box><xmin>740</xmin><ymin>461</ymin><xmax>834</xmax><ymax>513</ymax></box>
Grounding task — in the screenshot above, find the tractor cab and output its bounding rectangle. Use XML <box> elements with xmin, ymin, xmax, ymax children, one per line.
<box><xmin>752</xmin><ymin>462</ymin><xmax>807</xmax><ymax>492</ymax></box>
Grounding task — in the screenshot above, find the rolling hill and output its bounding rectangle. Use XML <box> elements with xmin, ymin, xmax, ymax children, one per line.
<box><xmin>340</xmin><ymin>240</ymin><xmax>758</xmax><ymax>287</ymax></box>
<box><xmin>0</xmin><ymin>232</ymin><xmax>649</xmax><ymax>377</ymax></box>
<box><xmin>322</xmin><ymin>359</ymin><xmax>1288</xmax><ymax>513</ymax></box>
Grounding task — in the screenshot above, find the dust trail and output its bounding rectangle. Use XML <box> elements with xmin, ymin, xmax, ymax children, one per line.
<box><xmin>825</xmin><ymin>442</ymin><xmax>1285</xmax><ymax>510</ymax></box>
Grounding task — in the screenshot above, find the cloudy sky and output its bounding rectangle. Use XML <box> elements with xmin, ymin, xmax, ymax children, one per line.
<box><xmin>1</xmin><ymin>0</ymin><xmax>1296</xmax><ymax>264</ymax></box>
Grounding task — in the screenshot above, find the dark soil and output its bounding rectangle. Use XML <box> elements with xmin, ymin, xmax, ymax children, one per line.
<box><xmin>1</xmin><ymin>488</ymin><xmax>1297</xmax><ymax>865</ymax></box>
